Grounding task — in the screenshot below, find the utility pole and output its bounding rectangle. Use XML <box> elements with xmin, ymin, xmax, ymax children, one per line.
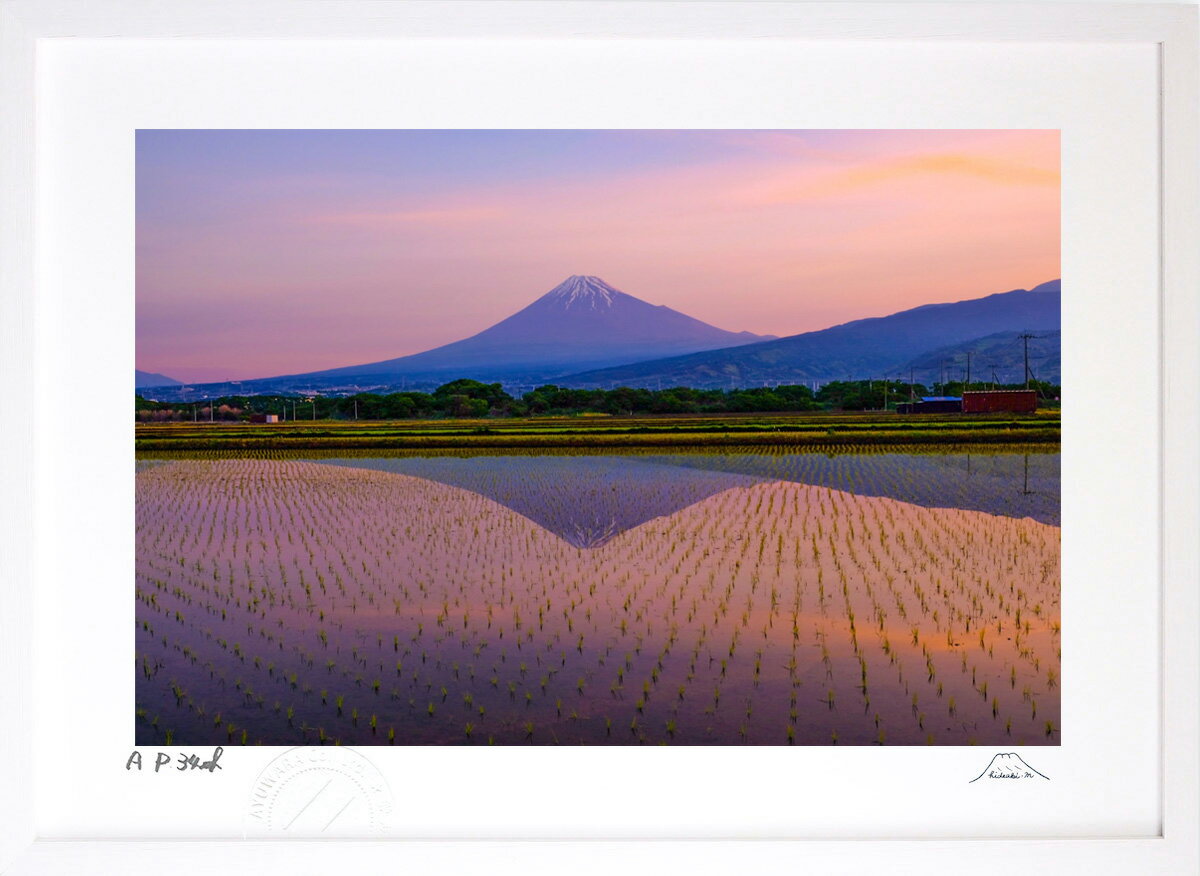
<box><xmin>909</xmin><ymin>368</ymin><xmax>915</xmax><ymax>401</ymax></box>
<box><xmin>1018</xmin><ymin>332</ymin><xmax>1036</xmax><ymax>389</ymax></box>
<box><xmin>354</xmin><ymin>398</ymin><xmax>358</xmax><ymax>420</ymax></box>
<box><xmin>209</xmin><ymin>400</ymin><xmax>214</xmax><ymax>423</ymax></box>
<box><xmin>292</xmin><ymin>400</ymin><xmax>296</xmax><ymax>421</ymax></box>
<box><xmin>965</xmin><ymin>351</ymin><xmax>972</xmax><ymax>389</ymax></box>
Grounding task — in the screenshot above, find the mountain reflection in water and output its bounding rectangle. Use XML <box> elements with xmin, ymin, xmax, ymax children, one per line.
<box><xmin>315</xmin><ymin>451</ymin><xmax>1059</xmax><ymax>548</ymax></box>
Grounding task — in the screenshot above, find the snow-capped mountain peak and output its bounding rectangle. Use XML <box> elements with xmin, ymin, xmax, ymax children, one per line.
<box><xmin>284</xmin><ymin>273</ymin><xmax>774</xmax><ymax>384</ymax></box>
<box><xmin>541</xmin><ymin>275</ymin><xmax>621</xmax><ymax>310</ymax></box>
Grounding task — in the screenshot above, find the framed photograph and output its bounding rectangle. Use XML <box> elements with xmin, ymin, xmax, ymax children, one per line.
<box><xmin>2</xmin><ymin>2</ymin><xmax>1196</xmax><ymax>874</ymax></box>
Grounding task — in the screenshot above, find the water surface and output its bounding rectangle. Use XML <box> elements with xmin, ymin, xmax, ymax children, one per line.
<box><xmin>135</xmin><ymin>448</ymin><xmax>1060</xmax><ymax>746</ymax></box>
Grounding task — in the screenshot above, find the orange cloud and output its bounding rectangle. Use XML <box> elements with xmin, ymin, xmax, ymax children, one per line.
<box><xmin>744</xmin><ymin>152</ymin><xmax>1059</xmax><ymax>207</ymax></box>
<box><xmin>835</xmin><ymin>153</ymin><xmax>1060</xmax><ymax>188</ymax></box>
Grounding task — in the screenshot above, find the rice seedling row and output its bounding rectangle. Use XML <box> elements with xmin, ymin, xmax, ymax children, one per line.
<box><xmin>135</xmin><ymin>457</ymin><xmax>1060</xmax><ymax>746</ymax></box>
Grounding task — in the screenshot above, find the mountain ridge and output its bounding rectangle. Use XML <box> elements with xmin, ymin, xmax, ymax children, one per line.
<box><xmin>559</xmin><ymin>279</ymin><xmax>1060</xmax><ymax>389</ymax></box>
<box><xmin>899</xmin><ymin>329</ymin><xmax>1061</xmax><ymax>386</ymax></box>
<box><xmin>135</xmin><ymin>369</ymin><xmax>182</xmax><ymax>389</ymax></box>
<box><xmin>134</xmin><ymin>277</ymin><xmax>1061</xmax><ymax>399</ymax></box>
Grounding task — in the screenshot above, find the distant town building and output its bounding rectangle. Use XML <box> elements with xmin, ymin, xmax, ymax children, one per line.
<box><xmin>248</xmin><ymin>413</ymin><xmax>267</xmax><ymax>423</ymax></box>
<box><xmin>962</xmin><ymin>390</ymin><xmax>1039</xmax><ymax>413</ymax></box>
<box><xmin>265</xmin><ymin>414</ymin><xmax>280</xmax><ymax>423</ymax></box>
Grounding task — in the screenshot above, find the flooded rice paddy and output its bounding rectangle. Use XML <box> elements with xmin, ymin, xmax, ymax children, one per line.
<box><xmin>135</xmin><ymin>449</ymin><xmax>1060</xmax><ymax>746</ymax></box>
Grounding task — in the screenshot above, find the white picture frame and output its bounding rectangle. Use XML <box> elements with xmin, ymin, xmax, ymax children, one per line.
<box><xmin>1</xmin><ymin>1</ymin><xmax>1196</xmax><ymax>873</ymax></box>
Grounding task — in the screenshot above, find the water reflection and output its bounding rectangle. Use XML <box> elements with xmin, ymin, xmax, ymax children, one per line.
<box><xmin>650</xmin><ymin>451</ymin><xmax>1059</xmax><ymax>526</ymax></box>
<box><xmin>317</xmin><ymin>455</ymin><xmax>762</xmax><ymax>547</ymax></box>
<box><xmin>135</xmin><ymin>455</ymin><xmax>1061</xmax><ymax>746</ymax></box>
<box><xmin>316</xmin><ymin>451</ymin><xmax>1060</xmax><ymax>549</ymax></box>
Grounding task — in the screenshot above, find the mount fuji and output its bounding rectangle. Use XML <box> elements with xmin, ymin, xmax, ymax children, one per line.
<box><xmin>285</xmin><ymin>275</ymin><xmax>773</xmax><ymax>386</ymax></box>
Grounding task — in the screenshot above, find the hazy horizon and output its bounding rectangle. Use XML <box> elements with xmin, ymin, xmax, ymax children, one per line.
<box><xmin>137</xmin><ymin>129</ymin><xmax>1059</xmax><ymax>384</ymax></box>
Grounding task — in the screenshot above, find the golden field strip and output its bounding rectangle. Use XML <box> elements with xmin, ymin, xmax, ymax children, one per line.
<box><xmin>136</xmin><ymin>411</ymin><xmax>1061</xmax><ymax>451</ymax></box>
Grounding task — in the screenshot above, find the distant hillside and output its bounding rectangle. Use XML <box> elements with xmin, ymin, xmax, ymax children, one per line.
<box><xmin>135</xmin><ymin>369</ymin><xmax>182</xmax><ymax>389</ymax></box>
<box><xmin>900</xmin><ymin>330</ymin><xmax>1061</xmax><ymax>386</ymax></box>
<box><xmin>560</xmin><ymin>280</ymin><xmax>1060</xmax><ymax>389</ymax></box>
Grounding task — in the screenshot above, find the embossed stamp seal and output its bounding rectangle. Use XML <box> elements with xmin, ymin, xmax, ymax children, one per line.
<box><xmin>245</xmin><ymin>747</ymin><xmax>393</xmax><ymax>835</ymax></box>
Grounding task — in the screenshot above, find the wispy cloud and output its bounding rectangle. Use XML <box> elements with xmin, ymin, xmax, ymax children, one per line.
<box><xmin>308</xmin><ymin>204</ymin><xmax>507</xmax><ymax>227</ymax></box>
<box><xmin>827</xmin><ymin>152</ymin><xmax>1058</xmax><ymax>188</ymax></box>
<box><xmin>738</xmin><ymin>151</ymin><xmax>1059</xmax><ymax>207</ymax></box>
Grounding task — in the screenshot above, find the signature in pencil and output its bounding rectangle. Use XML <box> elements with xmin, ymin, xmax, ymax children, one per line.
<box><xmin>969</xmin><ymin>752</ymin><xmax>1049</xmax><ymax>782</ymax></box>
<box><xmin>125</xmin><ymin>746</ymin><xmax>224</xmax><ymax>773</ymax></box>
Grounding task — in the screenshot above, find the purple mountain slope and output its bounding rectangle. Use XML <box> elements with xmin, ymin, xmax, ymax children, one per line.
<box><xmin>296</xmin><ymin>275</ymin><xmax>773</xmax><ymax>382</ymax></box>
<box><xmin>561</xmin><ymin>279</ymin><xmax>1061</xmax><ymax>388</ymax></box>
<box><xmin>135</xmin><ymin>369</ymin><xmax>182</xmax><ymax>389</ymax></box>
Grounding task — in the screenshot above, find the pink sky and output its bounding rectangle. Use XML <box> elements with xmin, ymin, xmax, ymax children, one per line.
<box><xmin>136</xmin><ymin>130</ymin><xmax>1059</xmax><ymax>383</ymax></box>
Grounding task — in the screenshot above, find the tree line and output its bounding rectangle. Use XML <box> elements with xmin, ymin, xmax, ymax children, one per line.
<box><xmin>135</xmin><ymin>378</ymin><xmax>1060</xmax><ymax>422</ymax></box>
